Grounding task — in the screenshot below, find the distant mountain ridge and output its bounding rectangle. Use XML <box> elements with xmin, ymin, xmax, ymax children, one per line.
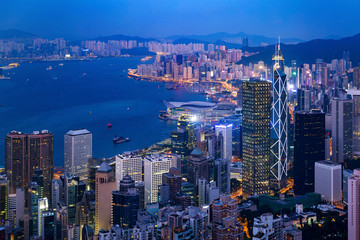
<box><xmin>93</xmin><ymin>34</ymin><xmax>155</xmax><ymax>42</ymax></box>
<box><xmin>239</xmin><ymin>33</ymin><xmax>360</xmax><ymax>66</ymax></box>
<box><xmin>164</xmin><ymin>32</ymin><xmax>303</xmax><ymax>46</ymax></box>
<box><xmin>0</xmin><ymin>29</ymin><xmax>37</xmax><ymax>39</ymax></box>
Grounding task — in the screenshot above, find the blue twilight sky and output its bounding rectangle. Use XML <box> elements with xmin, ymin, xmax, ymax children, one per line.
<box><xmin>1</xmin><ymin>0</ymin><xmax>360</xmax><ymax>40</ymax></box>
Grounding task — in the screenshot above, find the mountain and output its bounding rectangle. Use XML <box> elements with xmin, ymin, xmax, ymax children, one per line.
<box><xmin>94</xmin><ymin>34</ymin><xmax>155</xmax><ymax>42</ymax></box>
<box><xmin>164</xmin><ymin>32</ymin><xmax>303</xmax><ymax>47</ymax></box>
<box><xmin>239</xmin><ymin>33</ymin><xmax>360</xmax><ymax>66</ymax></box>
<box><xmin>0</xmin><ymin>29</ymin><xmax>37</xmax><ymax>39</ymax></box>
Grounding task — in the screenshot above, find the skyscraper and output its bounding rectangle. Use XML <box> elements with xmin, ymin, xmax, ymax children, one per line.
<box><xmin>144</xmin><ymin>155</ymin><xmax>171</xmax><ymax>204</ymax></box>
<box><xmin>215</xmin><ymin>124</ymin><xmax>233</xmax><ymax>162</ymax></box>
<box><xmin>187</xmin><ymin>148</ymin><xmax>209</xmax><ymax>186</ymax></box>
<box><xmin>0</xmin><ymin>178</ymin><xmax>8</xmax><ymax>225</ymax></box>
<box><xmin>112</xmin><ymin>175</ymin><xmax>139</xmax><ymax>227</ymax></box>
<box><xmin>64</xmin><ymin>129</ymin><xmax>92</xmax><ymax>181</ymax></box>
<box><xmin>270</xmin><ymin>43</ymin><xmax>288</xmax><ymax>186</ymax></box>
<box><xmin>348</xmin><ymin>169</ymin><xmax>360</xmax><ymax>240</ymax></box>
<box><xmin>115</xmin><ymin>153</ymin><xmax>143</xmax><ymax>189</ymax></box>
<box><xmin>332</xmin><ymin>99</ymin><xmax>353</xmax><ymax>162</ymax></box>
<box><xmin>5</xmin><ymin>130</ymin><xmax>54</xmax><ymax>200</ymax></box>
<box><xmin>242</xmin><ymin>79</ymin><xmax>271</xmax><ymax>196</ymax></box>
<box><xmin>294</xmin><ymin>110</ymin><xmax>325</xmax><ymax>195</ymax></box>
<box><xmin>162</xmin><ymin>167</ymin><xmax>182</xmax><ymax>202</ymax></box>
<box><xmin>315</xmin><ymin>161</ymin><xmax>342</xmax><ymax>204</ymax></box>
<box><xmin>95</xmin><ymin>161</ymin><xmax>116</xmax><ymax>234</ymax></box>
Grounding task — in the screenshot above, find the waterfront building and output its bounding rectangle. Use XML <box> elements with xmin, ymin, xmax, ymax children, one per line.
<box><xmin>348</xmin><ymin>169</ymin><xmax>360</xmax><ymax>240</ymax></box>
<box><xmin>64</xmin><ymin>129</ymin><xmax>92</xmax><ymax>181</ymax></box>
<box><xmin>112</xmin><ymin>175</ymin><xmax>139</xmax><ymax>227</ymax></box>
<box><xmin>331</xmin><ymin>99</ymin><xmax>353</xmax><ymax>162</ymax></box>
<box><xmin>95</xmin><ymin>161</ymin><xmax>116</xmax><ymax>234</ymax></box>
<box><xmin>5</xmin><ymin>130</ymin><xmax>54</xmax><ymax>201</ymax></box>
<box><xmin>315</xmin><ymin>161</ymin><xmax>342</xmax><ymax>204</ymax></box>
<box><xmin>242</xmin><ymin>79</ymin><xmax>271</xmax><ymax>196</ymax></box>
<box><xmin>294</xmin><ymin>110</ymin><xmax>325</xmax><ymax>195</ymax></box>
<box><xmin>144</xmin><ymin>154</ymin><xmax>171</xmax><ymax>204</ymax></box>
<box><xmin>115</xmin><ymin>152</ymin><xmax>143</xmax><ymax>189</ymax></box>
<box><xmin>270</xmin><ymin>44</ymin><xmax>288</xmax><ymax>187</ymax></box>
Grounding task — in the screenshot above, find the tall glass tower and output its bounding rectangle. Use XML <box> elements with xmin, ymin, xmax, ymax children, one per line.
<box><xmin>270</xmin><ymin>43</ymin><xmax>288</xmax><ymax>185</ymax></box>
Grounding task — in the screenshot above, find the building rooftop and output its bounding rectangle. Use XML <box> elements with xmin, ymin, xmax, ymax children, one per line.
<box><xmin>97</xmin><ymin>161</ymin><xmax>112</xmax><ymax>173</ymax></box>
<box><xmin>66</xmin><ymin>129</ymin><xmax>91</xmax><ymax>136</ymax></box>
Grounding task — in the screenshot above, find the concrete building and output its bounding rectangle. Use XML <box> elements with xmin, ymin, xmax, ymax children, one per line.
<box><xmin>95</xmin><ymin>161</ymin><xmax>116</xmax><ymax>234</ymax></box>
<box><xmin>115</xmin><ymin>152</ymin><xmax>143</xmax><ymax>189</ymax></box>
<box><xmin>253</xmin><ymin>213</ymin><xmax>282</xmax><ymax>240</ymax></box>
<box><xmin>64</xmin><ymin>129</ymin><xmax>92</xmax><ymax>181</ymax></box>
<box><xmin>144</xmin><ymin>154</ymin><xmax>171</xmax><ymax>204</ymax></box>
<box><xmin>348</xmin><ymin>169</ymin><xmax>360</xmax><ymax>240</ymax></box>
<box><xmin>315</xmin><ymin>161</ymin><xmax>342</xmax><ymax>204</ymax></box>
<box><xmin>331</xmin><ymin>99</ymin><xmax>353</xmax><ymax>162</ymax></box>
<box><xmin>215</xmin><ymin>124</ymin><xmax>233</xmax><ymax>162</ymax></box>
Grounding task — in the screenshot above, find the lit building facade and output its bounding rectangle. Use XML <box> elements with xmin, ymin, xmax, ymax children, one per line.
<box><xmin>242</xmin><ymin>80</ymin><xmax>271</xmax><ymax>196</ymax></box>
<box><xmin>64</xmin><ymin>129</ymin><xmax>92</xmax><ymax>181</ymax></box>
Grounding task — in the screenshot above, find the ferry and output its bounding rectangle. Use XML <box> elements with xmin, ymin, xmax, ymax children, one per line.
<box><xmin>113</xmin><ymin>135</ymin><xmax>130</xmax><ymax>144</ymax></box>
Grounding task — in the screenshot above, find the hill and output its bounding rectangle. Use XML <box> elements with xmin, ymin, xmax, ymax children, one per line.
<box><xmin>0</xmin><ymin>29</ymin><xmax>37</xmax><ymax>39</ymax></box>
<box><xmin>165</xmin><ymin>32</ymin><xmax>303</xmax><ymax>47</ymax></box>
<box><xmin>240</xmin><ymin>33</ymin><xmax>360</xmax><ymax>66</ymax></box>
<box><xmin>94</xmin><ymin>34</ymin><xmax>155</xmax><ymax>42</ymax></box>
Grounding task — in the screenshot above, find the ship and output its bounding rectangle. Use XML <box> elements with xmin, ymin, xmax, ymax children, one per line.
<box><xmin>46</xmin><ymin>66</ymin><xmax>52</xmax><ymax>71</ymax></box>
<box><xmin>113</xmin><ymin>135</ymin><xmax>130</xmax><ymax>144</ymax></box>
<box><xmin>107</xmin><ymin>123</ymin><xmax>113</xmax><ymax>128</ymax></box>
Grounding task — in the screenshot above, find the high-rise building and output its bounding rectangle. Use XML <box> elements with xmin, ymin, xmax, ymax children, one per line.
<box><xmin>253</xmin><ymin>213</ymin><xmax>282</xmax><ymax>240</ymax></box>
<box><xmin>95</xmin><ymin>161</ymin><xmax>116</xmax><ymax>234</ymax></box>
<box><xmin>51</xmin><ymin>179</ymin><xmax>63</xmax><ymax>211</ymax></box>
<box><xmin>271</xmin><ymin>44</ymin><xmax>288</xmax><ymax>185</ymax></box>
<box><xmin>87</xmin><ymin>157</ymin><xmax>101</xmax><ymax>191</ymax></box>
<box><xmin>64</xmin><ymin>173</ymin><xmax>79</xmax><ymax>224</ymax></box>
<box><xmin>214</xmin><ymin>158</ymin><xmax>230</xmax><ymax>194</ymax></box>
<box><xmin>332</xmin><ymin>99</ymin><xmax>353</xmax><ymax>162</ymax></box>
<box><xmin>348</xmin><ymin>169</ymin><xmax>360</xmax><ymax>240</ymax></box>
<box><xmin>215</xmin><ymin>124</ymin><xmax>233</xmax><ymax>162</ymax></box>
<box><xmin>315</xmin><ymin>161</ymin><xmax>342</xmax><ymax>203</ymax></box>
<box><xmin>64</xmin><ymin>129</ymin><xmax>92</xmax><ymax>181</ymax></box>
<box><xmin>297</xmin><ymin>88</ymin><xmax>311</xmax><ymax>111</ymax></box>
<box><xmin>112</xmin><ymin>175</ymin><xmax>139</xmax><ymax>227</ymax></box>
<box><xmin>0</xmin><ymin>178</ymin><xmax>8</xmax><ymax>225</ymax></box>
<box><xmin>115</xmin><ymin>153</ymin><xmax>143</xmax><ymax>189</ymax></box>
<box><xmin>187</xmin><ymin>148</ymin><xmax>209</xmax><ymax>186</ymax></box>
<box><xmin>5</xmin><ymin>130</ymin><xmax>54</xmax><ymax>200</ymax></box>
<box><xmin>242</xmin><ymin>80</ymin><xmax>271</xmax><ymax>196</ymax></box>
<box><xmin>162</xmin><ymin>167</ymin><xmax>182</xmax><ymax>202</ymax></box>
<box><xmin>294</xmin><ymin>110</ymin><xmax>325</xmax><ymax>195</ymax></box>
<box><xmin>219</xmin><ymin>115</ymin><xmax>242</xmax><ymax>158</ymax></box>
<box><xmin>37</xmin><ymin>197</ymin><xmax>48</xmax><ymax>237</ymax></box>
<box><xmin>144</xmin><ymin>155</ymin><xmax>171</xmax><ymax>204</ymax></box>
<box><xmin>42</xmin><ymin>211</ymin><xmax>55</xmax><ymax>240</ymax></box>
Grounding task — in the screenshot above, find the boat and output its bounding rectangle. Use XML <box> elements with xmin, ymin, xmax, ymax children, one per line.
<box><xmin>59</xmin><ymin>63</ymin><xmax>64</xmax><ymax>66</ymax></box>
<box><xmin>46</xmin><ymin>66</ymin><xmax>52</xmax><ymax>71</ymax></box>
<box><xmin>113</xmin><ymin>135</ymin><xmax>130</xmax><ymax>144</ymax></box>
<box><xmin>107</xmin><ymin>123</ymin><xmax>113</xmax><ymax>128</ymax></box>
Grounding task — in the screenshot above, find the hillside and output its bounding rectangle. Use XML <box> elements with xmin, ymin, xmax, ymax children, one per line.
<box><xmin>240</xmin><ymin>33</ymin><xmax>360</xmax><ymax>66</ymax></box>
